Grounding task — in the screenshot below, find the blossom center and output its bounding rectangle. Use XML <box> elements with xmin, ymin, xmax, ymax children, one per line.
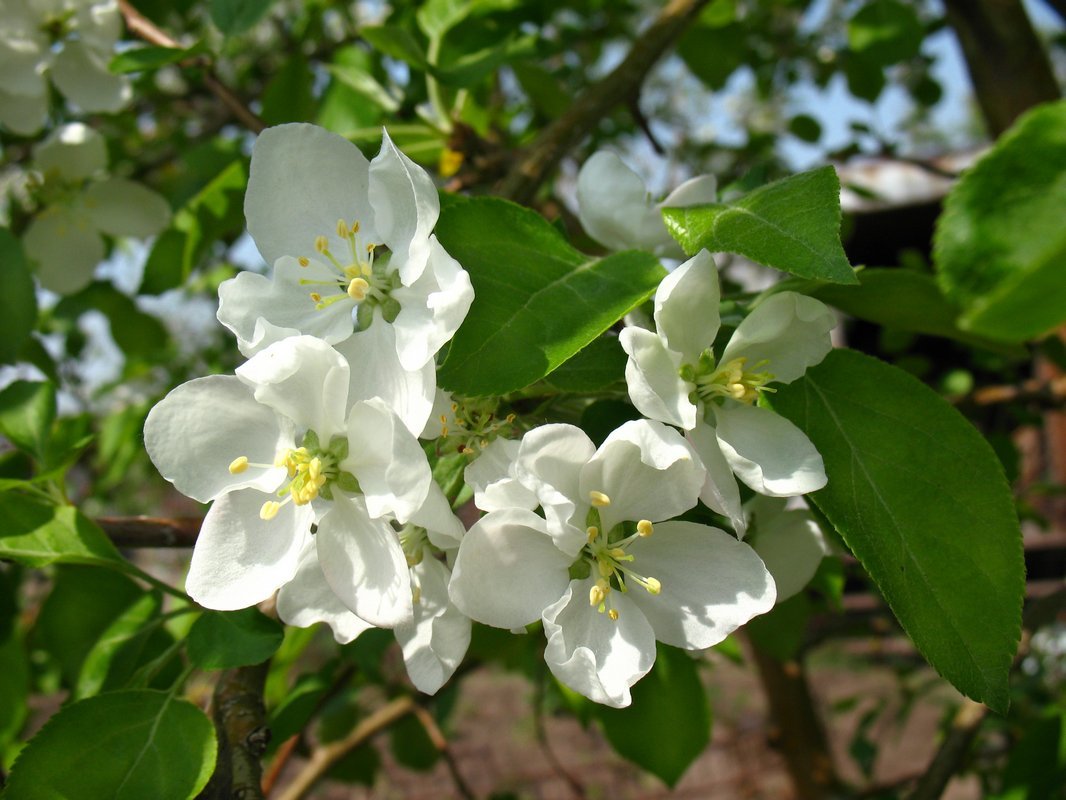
<box><xmin>680</xmin><ymin>349</ymin><xmax>775</xmax><ymax>407</ymax></box>
<box><xmin>436</xmin><ymin>397</ymin><xmax>517</xmax><ymax>457</ymax></box>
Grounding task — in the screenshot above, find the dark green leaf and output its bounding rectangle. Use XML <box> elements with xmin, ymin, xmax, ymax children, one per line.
<box><xmin>844</xmin><ymin>52</ymin><xmax>886</xmax><ymax>102</ymax></box>
<box><xmin>678</xmin><ymin>22</ymin><xmax>746</xmax><ymax>90</ymax></box>
<box><xmin>788</xmin><ymin>114</ymin><xmax>822</xmax><ymax>143</ymax></box>
<box><xmin>662</xmin><ymin>167</ymin><xmax>857</xmax><ymax>284</ymax></box>
<box><xmin>210</xmin><ymin>0</ymin><xmax>275</xmax><ymax>35</ymax></box>
<box><xmin>109</xmin><ymin>42</ymin><xmax>206</xmax><ymax>73</ymax></box>
<box><xmin>934</xmin><ymin>100</ymin><xmax>1066</xmax><ymax>342</ymax></box>
<box><xmin>436</xmin><ymin>196</ymin><xmax>665</xmax><ymax>396</ymax></box>
<box><xmin>992</xmin><ymin>712</ymin><xmax>1066</xmax><ymax>799</ymax></box>
<box><xmin>769</xmin><ymin>349</ymin><xmax>1023</xmax><ymax>713</ymax></box>
<box><xmin>261</xmin><ymin>54</ymin><xmax>317</xmax><ymax>126</ymax></box>
<box><xmin>0</xmin><ymin>495</ymin><xmax>121</xmax><ymax>568</ymax></box>
<box><xmin>435</xmin><ymin>35</ymin><xmax>536</xmax><ymax>87</ymax></box>
<box><xmin>187</xmin><ymin>608</ymin><xmax>284</xmax><ymax>669</ymax></box>
<box><xmin>0</xmin><ymin>381</ymin><xmax>55</xmax><ymax>461</ymax></box>
<box><xmin>75</xmin><ymin>592</ymin><xmax>161</xmax><ymax>699</ymax></box>
<box><xmin>848</xmin><ymin>0</ymin><xmax>923</xmax><ymax>66</ymax></box>
<box><xmin>0</xmin><ymin>230</ymin><xmax>37</xmax><ymax>365</ymax></box>
<box><xmin>579</xmin><ymin>399</ymin><xmax>641</xmax><ymax>446</ymax></box>
<box><xmin>360</xmin><ymin>26</ymin><xmax>428</xmax><ymax>68</ymax></box>
<box><xmin>544</xmin><ymin>334</ymin><xmax>627</xmax><ymax>392</ymax></box>
<box><xmin>268</xmin><ymin>672</ymin><xmax>331</xmax><ymax>747</ymax></box>
<box><xmin>512</xmin><ymin>63</ymin><xmax>569</xmax><ymax>118</ymax></box>
<box><xmin>593</xmin><ymin>644</ymin><xmax>710</xmax><ymax>786</ymax></box>
<box><xmin>5</xmin><ymin>690</ymin><xmax>216</xmax><ymax>799</ymax></box>
<box><xmin>53</xmin><ymin>283</ymin><xmax>169</xmax><ymax>362</ymax></box>
<box><xmin>745</xmin><ymin>593</ymin><xmax>812</xmax><ymax>661</ymax></box>
<box><xmin>389</xmin><ymin>713</ymin><xmax>439</xmax><ymax>771</ymax></box>
<box><xmin>0</xmin><ymin>629</ymin><xmax>29</xmax><ymax>745</ymax></box>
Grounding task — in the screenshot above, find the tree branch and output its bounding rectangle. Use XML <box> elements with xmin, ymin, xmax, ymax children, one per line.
<box><xmin>199</xmin><ymin>662</ymin><xmax>272</xmax><ymax>800</ymax></box>
<box><xmin>97</xmin><ymin>515</ymin><xmax>201</xmax><ymax>547</ymax></box>
<box><xmin>118</xmin><ymin>0</ymin><xmax>265</xmax><ymax>133</ymax></box>
<box><xmin>411</xmin><ymin>704</ymin><xmax>476</xmax><ymax>800</ymax></box>
<box><xmin>496</xmin><ymin>0</ymin><xmax>709</xmax><ymax>204</ymax></box>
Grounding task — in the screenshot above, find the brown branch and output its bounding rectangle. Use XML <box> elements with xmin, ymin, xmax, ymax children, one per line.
<box><xmin>955</xmin><ymin>375</ymin><xmax>1066</xmax><ymax>409</ymax></box>
<box><xmin>411</xmin><ymin>704</ymin><xmax>476</xmax><ymax>800</ymax></box>
<box><xmin>199</xmin><ymin>662</ymin><xmax>272</xmax><ymax>800</ymax></box>
<box><xmin>261</xmin><ymin>734</ymin><xmax>300</xmax><ymax>797</ymax></box>
<box><xmin>118</xmin><ymin>0</ymin><xmax>265</xmax><ymax>133</ymax></box>
<box><xmin>496</xmin><ymin>0</ymin><xmax>709</xmax><ymax>204</ymax></box>
<box><xmin>97</xmin><ymin>515</ymin><xmax>201</xmax><ymax>547</ymax></box>
<box><xmin>274</xmin><ymin>696</ymin><xmax>416</xmax><ymax>800</ymax></box>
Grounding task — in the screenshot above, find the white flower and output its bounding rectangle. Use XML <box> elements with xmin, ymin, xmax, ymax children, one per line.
<box><xmin>216</xmin><ymin>123</ymin><xmax>474</xmax><ymax>436</ymax></box>
<box><xmin>22</xmin><ymin>123</ymin><xmax>170</xmax><ymax>294</ymax></box>
<box><xmin>744</xmin><ymin>496</ymin><xmax>827</xmax><ymax>601</ymax></box>
<box><xmin>0</xmin><ymin>0</ymin><xmax>131</xmax><ymax>135</ymax></box>
<box><xmin>449</xmin><ymin>420</ymin><xmax>775</xmax><ymax>707</ymax></box>
<box><xmin>277</xmin><ymin>481</ymin><xmax>471</xmax><ymax>695</ymax></box>
<box><xmin>619</xmin><ymin>250</ymin><xmax>835</xmax><ymax>535</ymax></box>
<box><xmin>144</xmin><ymin>335</ymin><xmax>432</xmax><ymax>626</ymax></box>
<box><xmin>576</xmin><ymin>151</ymin><xmax>718</xmax><ymax>257</ymax></box>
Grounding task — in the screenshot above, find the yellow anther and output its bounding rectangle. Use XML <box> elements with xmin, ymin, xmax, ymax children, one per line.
<box><xmin>351</xmin><ymin>220</ymin><xmax>360</xmax><ymax>234</ymax></box>
<box><xmin>439</xmin><ymin>414</ymin><xmax>448</xmax><ymax>424</ymax></box>
<box><xmin>412</xmin><ymin>585</ymin><xmax>422</xmax><ymax>605</ymax></box>
<box><xmin>360</xmin><ymin>263</ymin><xmax>373</xmax><ymax>277</ymax></box>
<box><xmin>637</xmin><ymin>519</ymin><xmax>654</xmax><ymax>537</ymax></box>
<box><xmin>451</xmin><ymin>403</ymin><xmax>459</xmax><ymax>412</ymax></box>
<box><xmin>336</xmin><ymin>219</ymin><xmax>349</xmax><ymax>237</ymax></box>
<box><xmin>598</xmin><ymin>559</ymin><xmax>614</xmax><ymax>578</ymax></box>
<box><xmin>298</xmin><ymin>256</ymin><xmax>310</xmax><ymax>267</ymax></box>
<box><xmin>308</xmin><ymin>457</ymin><xmax>322</xmax><ymax>480</ymax></box>
<box><xmin>589</xmin><ymin>584</ymin><xmax>605</xmax><ymax>607</ymax></box>
<box><xmin>607</xmin><ymin>608</ymin><xmax>619</xmax><ymax>621</ymax></box>
<box><xmin>260</xmin><ymin>501</ymin><xmax>281</xmax><ymax>521</ymax></box>
<box><xmin>366</xmin><ymin>243</ymin><xmax>376</xmax><ymax>253</ymax></box>
<box><xmin>608</xmin><ymin>547</ymin><xmax>626</xmax><ymax>559</ymax></box>
<box><xmin>314</xmin><ymin>235</ymin><xmax>329</xmax><ymax>253</ymax></box>
<box><xmin>347</xmin><ymin>277</ymin><xmax>370</xmax><ymax>301</ymax></box>
<box><xmin>645</xmin><ymin>577</ymin><xmax>662</xmax><ymax>595</ymax></box>
<box><xmin>310</xmin><ymin>292</ymin><xmax>322</xmax><ymax>303</ymax></box>
<box><xmin>506</xmin><ymin>414</ymin><xmax>516</xmax><ymax>424</ymax></box>
<box><xmin>441</xmin><ymin>424</ymin><xmax>449</xmax><ymax>437</ymax></box>
<box><xmin>589</xmin><ymin>491</ymin><xmax>611</xmax><ymax>507</ymax></box>
<box><xmin>586</xmin><ymin>526</ymin><xmax>599</xmax><ymax>543</ymax></box>
<box><xmin>344</xmin><ymin>264</ymin><xmax>361</xmax><ymax>278</ymax></box>
<box><xmin>228</xmin><ymin>456</ymin><xmax>249</xmax><ymax>474</ymax></box>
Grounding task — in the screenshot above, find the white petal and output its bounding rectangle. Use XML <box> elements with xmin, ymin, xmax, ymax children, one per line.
<box><xmin>396</xmin><ymin>558</ymin><xmax>471</xmax><ymax>694</ymax></box>
<box><xmin>619</xmin><ymin>326</ymin><xmax>694</xmax><ymax>429</ymax></box>
<box><xmin>81</xmin><ymin>178</ymin><xmax>171</xmax><ymax>238</ymax></box>
<box><xmin>51</xmin><ymin>41</ymin><xmax>131</xmax><ymax>112</ymax></box>
<box><xmin>144</xmin><ymin>375</ymin><xmax>293</xmax><ymax>503</ymax></box>
<box><xmin>659</xmin><ymin>174</ymin><xmax>717</xmax><ymax>208</ymax></box>
<box><xmin>0</xmin><ymin>87</ymin><xmax>48</xmax><ymax>135</ymax></box>
<box><xmin>187</xmin><ymin>488</ymin><xmax>313</xmax><ymax>610</ymax></box>
<box><xmin>73</xmin><ymin>0</ymin><xmax>122</xmax><ymax>52</ymax></box>
<box><xmin>368</xmin><ymin>130</ymin><xmax>439</xmax><ymax>285</ymax></box>
<box><xmin>236</xmin><ymin>318</ymin><xmax>302</xmax><ymax>359</ymax></box>
<box><xmin>714</xmin><ymin>404</ymin><xmax>828</xmax><ymax>496</ymax></box>
<box><xmin>542</xmin><ymin>578</ymin><xmax>656</xmax><ymax>708</ymax></box>
<box><xmin>575</xmin><ymin>151</ymin><xmax>675</xmax><ymax>254</ymax></box>
<box><xmin>245</xmin><ymin>123</ymin><xmax>374</xmax><ymax>267</ymax></box>
<box><xmin>581</xmin><ymin>419</ymin><xmax>703</xmax><ymax>533</ymax></box>
<box><xmin>626</xmin><ymin>521</ymin><xmax>776</xmax><ymax>649</ymax></box>
<box><xmin>448</xmin><ymin>509</ymin><xmax>572</xmax><ymax>630</ymax></box>
<box><xmin>23</xmin><ymin>205</ymin><xmax>102</xmax><ymax>294</ymax></box>
<box><xmin>217</xmin><ymin>258</ymin><xmax>355</xmax><ymax>355</ymax></box>
<box><xmin>276</xmin><ymin>542</ymin><xmax>375</xmax><ymax>644</ymax></box>
<box><xmin>34</xmin><ymin>122</ymin><xmax>107</xmax><ymax>181</ymax></box>
<box><xmin>466</xmin><ymin>437</ymin><xmax>538</xmax><ymax>514</ymax></box>
<box><xmin>653</xmin><ymin>250</ymin><xmax>721</xmax><ymax>364</ymax></box>
<box><xmin>391</xmin><ymin>236</ymin><xmax>473</xmax><ymax>370</ymax></box>
<box><xmin>749</xmin><ymin>508</ymin><xmax>826</xmax><ymax>600</ymax></box>
<box><xmin>236</xmin><ymin>335</ymin><xmax>351</xmax><ymax>438</ymax></box>
<box><xmin>409</xmin><ymin>480</ymin><xmax>465</xmax><ymax>551</ymax></box>
<box><xmin>686</xmin><ymin>422</ymin><xmax>746</xmax><ymax>536</ymax></box>
<box><xmin>316</xmin><ymin>494</ymin><xmax>413</xmax><ymax>628</ymax></box>
<box><xmin>333</xmin><ymin>316</ymin><xmax>434</xmax><ymax>437</ymax></box>
<box><xmin>514</xmin><ymin>424</ymin><xmax>597</xmax><ymax>555</ymax></box>
<box><xmin>342</xmin><ymin>397</ymin><xmax>431</xmax><ymax>522</ymax></box>
<box><xmin>0</xmin><ymin>34</ymin><xmax>47</xmax><ymax>97</ymax></box>
<box><xmin>418</xmin><ymin>389</ymin><xmax>453</xmax><ymax>439</ymax></box>
<box><xmin>721</xmin><ymin>292</ymin><xmax>835</xmax><ymax>384</ymax></box>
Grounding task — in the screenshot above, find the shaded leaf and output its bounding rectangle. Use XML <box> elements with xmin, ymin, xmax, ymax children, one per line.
<box><xmin>0</xmin><ymin>230</ymin><xmax>37</xmax><ymax>365</ymax></box>
<box><xmin>187</xmin><ymin>608</ymin><xmax>284</xmax><ymax>669</ymax></box>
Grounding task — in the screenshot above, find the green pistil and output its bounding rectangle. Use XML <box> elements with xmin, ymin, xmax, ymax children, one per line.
<box><xmin>681</xmin><ymin>349</ymin><xmax>775</xmax><ymax>407</ymax></box>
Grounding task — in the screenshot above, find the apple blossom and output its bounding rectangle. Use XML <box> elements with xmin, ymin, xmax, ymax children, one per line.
<box><xmin>144</xmin><ymin>335</ymin><xmax>432</xmax><ymax>626</ymax></box>
<box><xmin>216</xmin><ymin>123</ymin><xmax>474</xmax><ymax>435</ymax></box>
<box><xmin>576</xmin><ymin>150</ymin><xmax>718</xmax><ymax>257</ymax></box>
<box><xmin>619</xmin><ymin>250</ymin><xmax>835</xmax><ymax>535</ymax></box>
<box><xmin>449</xmin><ymin>420</ymin><xmax>775</xmax><ymax>707</ymax></box>
<box><xmin>277</xmin><ymin>481</ymin><xmax>471</xmax><ymax>694</ymax></box>
<box><xmin>22</xmin><ymin>123</ymin><xmax>170</xmax><ymax>294</ymax></box>
<box><xmin>0</xmin><ymin>0</ymin><xmax>131</xmax><ymax>135</ymax></box>
<box><xmin>744</xmin><ymin>496</ymin><xmax>827</xmax><ymax>601</ymax></box>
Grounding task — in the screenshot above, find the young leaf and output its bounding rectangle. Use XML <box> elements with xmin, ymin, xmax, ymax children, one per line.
<box><xmin>934</xmin><ymin>100</ymin><xmax>1066</xmax><ymax>342</ymax></box>
<box><xmin>661</xmin><ymin>166</ymin><xmax>858</xmax><ymax>285</ymax></box>
<box><xmin>4</xmin><ymin>690</ymin><xmax>216</xmax><ymax>800</ymax></box>
<box><xmin>210</xmin><ymin>0</ymin><xmax>275</xmax><ymax>35</ymax></box>
<box><xmin>0</xmin><ymin>381</ymin><xmax>55</xmax><ymax>462</ymax></box>
<box><xmin>435</xmin><ymin>196</ymin><xmax>665</xmax><ymax>396</ymax></box>
<box><xmin>593</xmin><ymin>644</ymin><xmax>710</xmax><ymax>786</ymax></box>
<box><xmin>769</xmin><ymin>349</ymin><xmax>1023</xmax><ymax>713</ymax></box>
<box><xmin>187</xmin><ymin>608</ymin><xmax>284</xmax><ymax>669</ymax></box>
<box><xmin>0</xmin><ymin>495</ymin><xmax>121</xmax><ymax>568</ymax></box>
<box><xmin>0</xmin><ymin>229</ymin><xmax>37</xmax><ymax>365</ymax></box>
<box><xmin>74</xmin><ymin>592</ymin><xmax>162</xmax><ymax>699</ymax></box>
<box><xmin>109</xmin><ymin>42</ymin><xmax>206</xmax><ymax>74</ymax></box>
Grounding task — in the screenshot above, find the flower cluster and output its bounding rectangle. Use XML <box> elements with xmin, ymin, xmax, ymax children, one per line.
<box><xmin>145</xmin><ymin>132</ymin><xmax>834</xmax><ymax>704</ymax></box>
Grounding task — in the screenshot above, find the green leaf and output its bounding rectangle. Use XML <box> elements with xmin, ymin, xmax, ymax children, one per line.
<box><xmin>360</xmin><ymin>25</ymin><xmax>428</xmax><ymax>68</ymax></box>
<box><xmin>934</xmin><ymin>100</ymin><xmax>1066</xmax><ymax>342</ymax></box>
<box><xmin>187</xmin><ymin>608</ymin><xmax>284</xmax><ymax>669</ymax></box>
<box><xmin>74</xmin><ymin>592</ymin><xmax>162</xmax><ymax>699</ymax></box>
<box><xmin>435</xmin><ymin>35</ymin><xmax>536</xmax><ymax>87</ymax></box>
<box><xmin>326</xmin><ymin>62</ymin><xmax>400</xmax><ymax>113</ymax></box>
<box><xmin>389</xmin><ymin>713</ymin><xmax>438</xmax><ymax>771</ymax></box>
<box><xmin>5</xmin><ymin>690</ymin><xmax>216</xmax><ymax>800</ymax></box>
<box><xmin>0</xmin><ymin>630</ymin><xmax>29</xmax><ymax>745</ymax></box>
<box><xmin>0</xmin><ymin>495</ymin><xmax>121</xmax><ymax>568</ymax></box>
<box><xmin>210</xmin><ymin>0</ymin><xmax>275</xmax><ymax>35</ymax></box>
<box><xmin>745</xmin><ymin>593</ymin><xmax>812</xmax><ymax>661</ymax></box>
<box><xmin>261</xmin><ymin>54</ymin><xmax>317</xmax><ymax>126</ymax></box>
<box><xmin>662</xmin><ymin>167</ymin><xmax>857</xmax><ymax>284</ymax></box>
<box><xmin>53</xmin><ymin>283</ymin><xmax>169</xmax><ymax>362</ymax></box>
<box><xmin>678</xmin><ymin>22</ymin><xmax>746</xmax><ymax>90</ymax></box>
<box><xmin>769</xmin><ymin>349</ymin><xmax>1023</xmax><ymax>713</ymax></box>
<box><xmin>991</xmin><ymin>712</ymin><xmax>1066</xmax><ymax>799</ymax></box>
<box><xmin>109</xmin><ymin>42</ymin><xmax>206</xmax><ymax>73</ymax></box>
<box><xmin>593</xmin><ymin>645</ymin><xmax>710</xmax><ymax>786</ymax></box>
<box><xmin>435</xmin><ymin>196</ymin><xmax>665</xmax><ymax>396</ymax></box>
<box><xmin>0</xmin><ymin>230</ymin><xmax>37</xmax><ymax>365</ymax></box>
<box><xmin>0</xmin><ymin>381</ymin><xmax>55</xmax><ymax>462</ymax></box>
<box><xmin>543</xmin><ymin>333</ymin><xmax>627</xmax><ymax>392</ymax></box>
<box><xmin>848</xmin><ymin>0</ymin><xmax>923</xmax><ymax>66</ymax></box>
